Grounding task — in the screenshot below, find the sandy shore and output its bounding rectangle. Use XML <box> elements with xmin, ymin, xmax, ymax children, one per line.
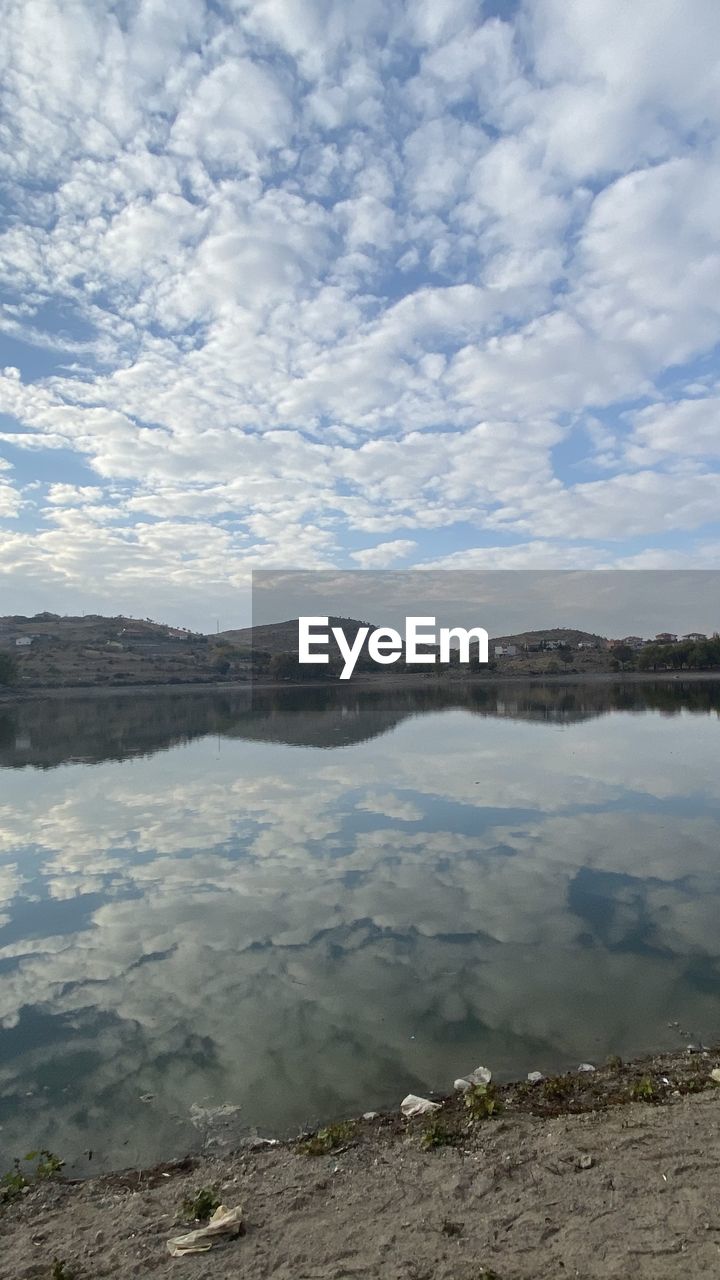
<box><xmin>4</xmin><ymin>1049</ymin><xmax>720</xmax><ymax>1279</ymax></box>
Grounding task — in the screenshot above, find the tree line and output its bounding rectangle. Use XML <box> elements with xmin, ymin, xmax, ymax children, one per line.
<box><xmin>636</xmin><ymin>634</ymin><xmax>720</xmax><ymax>671</ymax></box>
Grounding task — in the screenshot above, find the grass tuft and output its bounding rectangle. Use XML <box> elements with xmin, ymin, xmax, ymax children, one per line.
<box><xmin>630</xmin><ymin>1076</ymin><xmax>658</xmax><ymax>1102</ymax></box>
<box><xmin>464</xmin><ymin>1082</ymin><xmax>502</xmax><ymax>1122</ymax></box>
<box><xmin>300</xmin><ymin>1121</ymin><xmax>355</xmax><ymax>1156</ymax></box>
<box><xmin>50</xmin><ymin>1262</ymin><xmax>75</xmax><ymax>1280</ymax></box>
<box><xmin>1</xmin><ymin>1150</ymin><xmax>65</xmax><ymax>1204</ymax></box>
<box><xmin>181</xmin><ymin>1185</ymin><xmax>221</xmax><ymax>1221</ymax></box>
<box><xmin>420</xmin><ymin>1120</ymin><xmax>458</xmax><ymax>1150</ymax></box>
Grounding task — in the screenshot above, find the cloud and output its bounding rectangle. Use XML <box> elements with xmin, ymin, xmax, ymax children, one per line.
<box><xmin>0</xmin><ymin>0</ymin><xmax>718</xmax><ymax>625</ymax></box>
<box><xmin>350</xmin><ymin>539</ymin><xmax>417</xmax><ymax>567</ymax></box>
<box><xmin>1</xmin><ymin>694</ymin><xmax>719</xmax><ymax>1163</ymax></box>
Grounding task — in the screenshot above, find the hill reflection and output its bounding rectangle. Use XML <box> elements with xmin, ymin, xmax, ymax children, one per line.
<box><xmin>1</xmin><ymin>679</ymin><xmax>720</xmax><ymax>769</ymax></box>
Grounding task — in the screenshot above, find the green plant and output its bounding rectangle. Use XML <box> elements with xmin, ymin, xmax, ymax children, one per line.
<box><xmin>464</xmin><ymin>1083</ymin><xmax>502</xmax><ymax>1121</ymax></box>
<box><xmin>27</xmin><ymin>1150</ymin><xmax>65</xmax><ymax>1180</ymax></box>
<box><xmin>542</xmin><ymin>1076</ymin><xmax>571</xmax><ymax>1101</ymax></box>
<box><xmin>182</xmin><ymin>1186</ymin><xmax>220</xmax><ymax>1221</ymax></box>
<box><xmin>606</xmin><ymin>1054</ymin><xmax>623</xmax><ymax>1070</ymax></box>
<box><xmin>301</xmin><ymin>1121</ymin><xmax>355</xmax><ymax>1156</ymax></box>
<box><xmin>50</xmin><ymin>1261</ymin><xmax>75</xmax><ymax>1280</ymax></box>
<box><xmin>420</xmin><ymin>1120</ymin><xmax>457</xmax><ymax>1150</ymax></box>
<box><xmin>1</xmin><ymin>1150</ymin><xmax>65</xmax><ymax>1204</ymax></box>
<box><xmin>630</xmin><ymin>1076</ymin><xmax>657</xmax><ymax>1101</ymax></box>
<box><xmin>681</xmin><ymin>1075</ymin><xmax>708</xmax><ymax>1094</ymax></box>
<box><xmin>1</xmin><ymin>1159</ymin><xmax>30</xmax><ymax>1202</ymax></box>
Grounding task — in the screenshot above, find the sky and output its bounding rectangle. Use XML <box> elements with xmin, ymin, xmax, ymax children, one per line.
<box><xmin>0</xmin><ymin>0</ymin><xmax>719</xmax><ymax>630</ymax></box>
<box><xmin>253</xmin><ymin>571</ymin><xmax>720</xmax><ymax>637</ymax></box>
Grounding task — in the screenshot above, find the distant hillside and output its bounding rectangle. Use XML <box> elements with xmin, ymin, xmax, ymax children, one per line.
<box><xmin>221</xmin><ymin>621</ymin><xmax>609</xmax><ymax>656</ymax></box>
<box><xmin>490</xmin><ymin>627</ymin><xmax>607</xmax><ymax>648</ymax></box>
<box><xmin>0</xmin><ymin>612</ymin><xmax>619</xmax><ymax>691</ymax></box>
<box><xmin>0</xmin><ymin>613</ymin><xmax>197</xmax><ymax>644</ymax></box>
<box><xmin>218</xmin><ymin>616</ymin><xmax>374</xmax><ymax>655</ymax></box>
<box><xmin>0</xmin><ymin>612</ymin><xmax>225</xmax><ymax>690</ymax></box>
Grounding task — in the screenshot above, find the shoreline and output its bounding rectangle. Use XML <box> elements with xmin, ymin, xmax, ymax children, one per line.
<box><xmin>4</xmin><ymin>1047</ymin><xmax>720</xmax><ymax>1277</ymax></box>
<box><xmin>2</xmin><ymin>667</ymin><xmax>720</xmax><ymax>703</ymax></box>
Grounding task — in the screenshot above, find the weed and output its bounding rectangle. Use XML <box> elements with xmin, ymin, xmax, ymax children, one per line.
<box><xmin>50</xmin><ymin>1261</ymin><xmax>75</xmax><ymax>1280</ymax></box>
<box><xmin>420</xmin><ymin>1120</ymin><xmax>458</xmax><ymax>1151</ymax></box>
<box><xmin>27</xmin><ymin>1150</ymin><xmax>65</xmax><ymax>1180</ymax></box>
<box><xmin>630</xmin><ymin>1076</ymin><xmax>657</xmax><ymax>1102</ymax></box>
<box><xmin>300</xmin><ymin>1121</ymin><xmax>355</xmax><ymax>1156</ymax></box>
<box><xmin>606</xmin><ymin>1054</ymin><xmax>623</xmax><ymax>1071</ymax></box>
<box><xmin>464</xmin><ymin>1082</ymin><xmax>502</xmax><ymax>1122</ymax></box>
<box><xmin>542</xmin><ymin>1076</ymin><xmax>570</xmax><ymax>1101</ymax></box>
<box><xmin>1</xmin><ymin>1150</ymin><xmax>65</xmax><ymax>1204</ymax></box>
<box><xmin>181</xmin><ymin>1186</ymin><xmax>220</xmax><ymax>1221</ymax></box>
<box><xmin>681</xmin><ymin>1075</ymin><xmax>708</xmax><ymax>1094</ymax></box>
<box><xmin>1</xmin><ymin>1160</ymin><xmax>29</xmax><ymax>1202</ymax></box>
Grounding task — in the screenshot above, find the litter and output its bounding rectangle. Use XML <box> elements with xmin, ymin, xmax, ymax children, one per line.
<box><xmin>167</xmin><ymin>1204</ymin><xmax>244</xmax><ymax>1257</ymax></box>
<box><xmin>527</xmin><ymin>1071</ymin><xmax>544</xmax><ymax>1084</ymax></box>
<box><xmin>453</xmin><ymin>1065</ymin><xmax>492</xmax><ymax>1093</ymax></box>
<box><xmin>401</xmin><ymin>1094</ymin><xmax>442</xmax><ymax>1117</ymax></box>
<box><xmin>578</xmin><ymin>1063</ymin><xmax>596</xmax><ymax>1073</ymax></box>
<box><xmin>710</xmin><ymin>1069</ymin><xmax>720</xmax><ymax>1084</ymax></box>
<box><xmin>362</xmin><ymin>1111</ymin><xmax>379</xmax><ymax>1120</ymax></box>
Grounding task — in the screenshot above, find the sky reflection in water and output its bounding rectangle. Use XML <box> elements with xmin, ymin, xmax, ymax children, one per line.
<box><xmin>0</xmin><ymin>680</ymin><xmax>719</xmax><ymax>1172</ymax></box>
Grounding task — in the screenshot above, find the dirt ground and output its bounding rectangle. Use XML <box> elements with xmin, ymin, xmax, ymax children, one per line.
<box><xmin>4</xmin><ymin>1052</ymin><xmax>720</xmax><ymax>1279</ymax></box>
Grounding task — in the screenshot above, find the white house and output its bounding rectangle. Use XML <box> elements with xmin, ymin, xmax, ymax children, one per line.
<box><xmin>494</xmin><ymin>644</ymin><xmax>518</xmax><ymax>657</ymax></box>
<box><xmin>15</xmin><ymin>636</ymin><xmax>33</xmax><ymax>647</ymax></box>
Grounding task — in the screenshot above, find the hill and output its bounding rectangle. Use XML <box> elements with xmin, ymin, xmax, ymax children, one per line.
<box><xmin>490</xmin><ymin>627</ymin><xmax>606</xmax><ymax>649</ymax></box>
<box><xmin>0</xmin><ymin>613</ymin><xmax>231</xmax><ymax>690</ymax></box>
<box><xmin>218</xmin><ymin>616</ymin><xmax>373</xmax><ymax>656</ymax></box>
<box><xmin>0</xmin><ymin>613</ymin><xmax>618</xmax><ymax>690</ymax></box>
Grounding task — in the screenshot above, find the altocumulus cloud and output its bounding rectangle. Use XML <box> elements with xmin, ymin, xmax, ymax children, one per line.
<box><xmin>0</xmin><ymin>0</ymin><xmax>719</xmax><ymax>625</ymax></box>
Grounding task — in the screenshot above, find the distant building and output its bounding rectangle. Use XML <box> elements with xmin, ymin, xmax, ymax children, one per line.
<box><xmin>544</xmin><ymin>640</ymin><xmax>563</xmax><ymax>651</ymax></box>
<box><xmin>683</xmin><ymin>632</ymin><xmax>706</xmax><ymax>642</ymax></box>
<box><xmin>15</xmin><ymin>636</ymin><xmax>33</xmax><ymax>647</ymax></box>
<box><xmin>577</xmin><ymin>640</ymin><xmax>598</xmax><ymax>650</ymax></box>
<box><xmin>612</xmin><ymin>636</ymin><xmax>645</xmax><ymax>650</ymax></box>
<box><xmin>494</xmin><ymin>644</ymin><xmax>518</xmax><ymax>657</ymax></box>
<box><xmin>655</xmin><ymin>632</ymin><xmax>677</xmax><ymax>643</ymax></box>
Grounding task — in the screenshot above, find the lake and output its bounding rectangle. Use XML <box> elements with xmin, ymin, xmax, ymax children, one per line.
<box><xmin>1</xmin><ymin>679</ymin><xmax>719</xmax><ymax>1174</ymax></box>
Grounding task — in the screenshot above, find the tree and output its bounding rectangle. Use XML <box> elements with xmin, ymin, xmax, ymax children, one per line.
<box><xmin>269</xmin><ymin>651</ymin><xmax>299</xmax><ymax>680</ymax></box>
<box><xmin>638</xmin><ymin>644</ymin><xmax>664</xmax><ymax>671</ymax></box>
<box><xmin>0</xmin><ymin>652</ymin><xmax>18</xmax><ymax>686</ymax></box>
<box><xmin>613</xmin><ymin>644</ymin><xmax>634</xmax><ymax>669</ymax></box>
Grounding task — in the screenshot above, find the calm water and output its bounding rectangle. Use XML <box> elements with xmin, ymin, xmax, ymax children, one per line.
<box><xmin>1</xmin><ymin>680</ymin><xmax>719</xmax><ymax>1173</ymax></box>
